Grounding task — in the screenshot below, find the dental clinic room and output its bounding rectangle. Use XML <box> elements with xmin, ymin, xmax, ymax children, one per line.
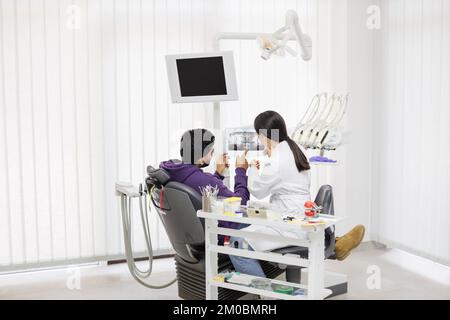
<box><xmin>1</xmin><ymin>0</ymin><xmax>450</xmax><ymax>305</ymax></box>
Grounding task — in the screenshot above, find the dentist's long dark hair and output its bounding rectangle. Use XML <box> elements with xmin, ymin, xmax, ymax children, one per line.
<box><xmin>254</xmin><ymin>110</ymin><xmax>310</xmax><ymax>172</ymax></box>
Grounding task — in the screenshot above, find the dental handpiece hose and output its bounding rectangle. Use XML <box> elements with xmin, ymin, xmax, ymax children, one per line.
<box><xmin>119</xmin><ymin>183</ymin><xmax>176</xmax><ymax>289</ymax></box>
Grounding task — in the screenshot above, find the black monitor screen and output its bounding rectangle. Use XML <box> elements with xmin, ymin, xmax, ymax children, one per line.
<box><xmin>176</xmin><ymin>57</ymin><xmax>227</xmax><ymax>97</ymax></box>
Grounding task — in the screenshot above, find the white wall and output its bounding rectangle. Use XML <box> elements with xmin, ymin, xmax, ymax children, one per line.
<box><xmin>371</xmin><ymin>0</ymin><xmax>450</xmax><ymax>265</ymax></box>
<box><xmin>331</xmin><ymin>0</ymin><xmax>450</xmax><ymax>266</ymax></box>
<box><xmin>305</xmin><ymin>0</ymin><xmax>375</xmax><ymax>238</ymax></box>
<box><xmin>342</xmin><ymin>0</ymin><xmax>377</xmax><ymax>240</ymax></box>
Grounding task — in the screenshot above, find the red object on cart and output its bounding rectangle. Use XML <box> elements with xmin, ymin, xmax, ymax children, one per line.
<box><xmin>304</xmin><ymin>201</ymin><xmax>319</xmax><ymax>218</ymax></box>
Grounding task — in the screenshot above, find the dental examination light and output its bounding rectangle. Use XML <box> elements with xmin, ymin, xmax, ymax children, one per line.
<box><xmin>115</xmin><ymin>182</ymin><xmax>177</xmax><ymax>289</ymax></box>
<box><xmin>211</xmin><ymin>9</ymin><xmax>312</xmax><ymax>131</ymax></box>
<box><xmin>257</xmin><ymin>10</ymin><xmax>312</xmax><ymax>61</ymax></box>
<box><xmin>292</xmin><ymin>93</ymin><xmax>349</xmax><ymax>153</ymax></box>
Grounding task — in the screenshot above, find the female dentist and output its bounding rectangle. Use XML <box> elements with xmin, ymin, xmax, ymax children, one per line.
<box><xmin>228</xmin><ymin>111</ymin><xmax>365</xmax><ymax>277</ymax></box>
<box><xmin>249</xmin><ymin>111</ymin><xmax>312</xmax><ymax>214</ymax></box>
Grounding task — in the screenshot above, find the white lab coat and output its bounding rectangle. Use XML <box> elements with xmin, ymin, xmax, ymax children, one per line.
<box><xmin>244</xmin><ymin>141</ymin><xmax>311</xmax><ymax>252</ymax></box>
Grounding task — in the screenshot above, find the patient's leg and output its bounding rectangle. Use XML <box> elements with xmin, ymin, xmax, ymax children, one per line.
<box><xmin>228</xmin><ymin>236</ymin><xmax>265</xmax><ymax>277</ymax></box>
<box><xmin>335</xmin><ymin>224</ymin><xmax>365</xmax><ymax>260</ymax></box>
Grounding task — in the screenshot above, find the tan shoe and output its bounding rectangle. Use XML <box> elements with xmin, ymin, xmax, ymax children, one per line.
<box><xmin>335</xmin><ymin>225</ymin><xmax>365</xmax><ymax>261</ymax></box>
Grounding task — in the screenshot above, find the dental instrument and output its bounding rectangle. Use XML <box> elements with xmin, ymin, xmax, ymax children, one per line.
<box><xmin>305</xmin><ymin>94</ymin><xmax>341</xmax><ymax>148</ymax></box>
<box><xmin>291</xmin><ymin>93</ymin><xmax>325</xmax><ymax>143</ymax></box>
<box><xmin>199</xmin><ymin>185</ymin><xmax>220</xmax><ymax>198</ymax></box>
<box><xmin>292</xmin><ymin>93</ymin><xmax>349</xmax><ymax>153</ymax></box>
<box><xmin>297</xmin><ymin>93</ymin><xmax>332</xmax><ymax>146</ymax></box>
<box><xmin>301</xmin><ymin>93</ymin><xmax>336</xmax><ymax>147</ymax></box>
<box><xmin>317</xmin><ymin>94</ymin><xmax>349</xmax><ymax>150</ymax></box>
<box><xmin>200</xmin><ymin>185</ymin><xmax>220</xmax><ymax>212</ymax></box>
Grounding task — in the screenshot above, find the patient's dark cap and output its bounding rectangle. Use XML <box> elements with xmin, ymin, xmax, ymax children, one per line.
<box><xmin>180</xmin><ymin>129</ymin><xmax>215</xmax><ymax>164</ymax></box>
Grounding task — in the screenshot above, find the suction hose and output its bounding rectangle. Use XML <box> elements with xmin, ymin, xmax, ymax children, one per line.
<box><xmin>119</xmin><ymin>184</ymin><xmax>177</xmax><ymax>289</ymax></box>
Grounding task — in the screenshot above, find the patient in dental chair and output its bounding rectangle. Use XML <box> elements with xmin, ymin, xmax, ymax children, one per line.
<box><xmin>159</xmin><ymin>129</ymin><xmax>250</xmax><ymax>245</ymax></box>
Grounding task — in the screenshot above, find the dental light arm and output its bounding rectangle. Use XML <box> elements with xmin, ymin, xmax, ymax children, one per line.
<box><xmin>288</xmin><ymin>10</ymin><xmax>312</xmax><ymax>61</ymax></box>
<box><xmin>258</xmin><ymin>10</ymin><xmax>312</xmax><ymax>61</ymax></box>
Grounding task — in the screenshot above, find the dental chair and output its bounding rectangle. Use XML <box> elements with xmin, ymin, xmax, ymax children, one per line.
<box><xmin>146</xmin><ymin>164</ymin><xmax>284</xmax><ymax>300</ymax></box>
<box><xmin>146</xmin><ymin>165</ymin><xmax>346</xmax><ymax>299</ymax></box>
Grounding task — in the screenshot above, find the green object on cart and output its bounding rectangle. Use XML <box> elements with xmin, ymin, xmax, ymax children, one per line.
<box><xmin>274</xmin><ymin>285</ymin><xmax>294</xmax><ymax>295</ymax></box>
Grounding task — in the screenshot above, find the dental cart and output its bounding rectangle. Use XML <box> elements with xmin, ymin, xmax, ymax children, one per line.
<box><xmin>197</xmin><ymin>210</ymin><xmax>346</xmax><ymax>300</ymax></box>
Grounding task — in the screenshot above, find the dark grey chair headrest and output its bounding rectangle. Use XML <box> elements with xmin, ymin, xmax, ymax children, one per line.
<box><xmin>146</xmin><ymin>165</ymin><xmax>170</xmax><ymax>186</ymax></box>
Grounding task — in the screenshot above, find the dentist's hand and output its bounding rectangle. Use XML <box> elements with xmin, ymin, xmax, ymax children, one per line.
<box><xmin>235</xmin><ymin>149</ymin><xmax>249</xmax><ymax>170</ymax></box>
<box><xmin>250</xmin><ymin>159</ymin><xmax>260</xmax><ymax>170</ymax></box>
<box><xmin>216</xmin><ymin>153</ymin><xmax>229</xmax><ymax>176</ymax></box>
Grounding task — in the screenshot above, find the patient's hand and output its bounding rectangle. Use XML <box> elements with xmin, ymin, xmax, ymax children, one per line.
<box><xmin>216</xmin><ymin>153</ymin><xmax>229</xmax><ymax>176</ymax></box>
<box><xmin>236</xmin><ymin>149</ymin><xmax>249</xmax><ymax>170</ymax></box>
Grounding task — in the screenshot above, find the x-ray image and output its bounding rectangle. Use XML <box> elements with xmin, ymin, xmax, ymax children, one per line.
<box><xmin>225</xmin><ymin>128</ymin><xmax>264</xmax><ymax>152</ymax></box>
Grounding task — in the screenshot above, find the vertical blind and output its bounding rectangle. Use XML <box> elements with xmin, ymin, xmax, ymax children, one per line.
<box><xmin>0</xmin><ymin>0</ymin><xmax>320</xmax><ymax>270</ymax></box>
<box><xmin>372</xmin><ymin>0</ymin><xmax>450</xmax><ymax>265</ymax></box>
<box><xmin>0</xmin><ymin>0</ymin><xmax>215</xmax><ymax>269</ymax></box>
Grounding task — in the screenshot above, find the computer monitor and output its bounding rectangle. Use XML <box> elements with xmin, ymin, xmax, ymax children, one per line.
<box><xmin>166</xmin><ymin>51</ymin><xmax>239</xmax><ymax>103</ymax></box>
